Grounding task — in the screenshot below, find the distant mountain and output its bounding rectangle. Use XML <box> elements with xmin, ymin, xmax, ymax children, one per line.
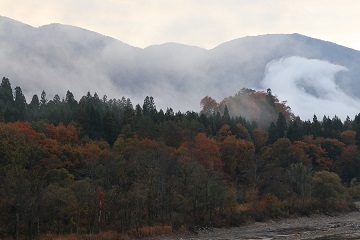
<box><xmin>1</xmin><ymin>16</ymin><xmax>360</xmax><ymax>119</ymax></box>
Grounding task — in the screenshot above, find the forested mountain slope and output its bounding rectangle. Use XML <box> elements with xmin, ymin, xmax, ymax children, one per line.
<box><xmin>1</xmin><ymin>76</ymin><xmax>360</xmax><ymax>239</ymax></box>
<box><xmin>1</xmin><ymin>16</ymin><xmax>360</xmax><ymax>118</ymax></box>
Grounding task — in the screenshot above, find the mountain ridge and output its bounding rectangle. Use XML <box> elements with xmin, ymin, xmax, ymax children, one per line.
<box><xmin>1</xmin><ymin>16</ymin><xmax>360</xmax><ymax>119</ymax></box>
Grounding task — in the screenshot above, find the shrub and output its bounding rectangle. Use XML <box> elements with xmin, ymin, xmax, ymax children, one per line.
<box><xmin>127</xmin><ymin>225</ymin><xmax>172</xmax><ymax>238</ymax></box>
<box><xmin>312</xmin><ymin>171</ymin><xmax>350</xmax><ymax>212</ymax></box>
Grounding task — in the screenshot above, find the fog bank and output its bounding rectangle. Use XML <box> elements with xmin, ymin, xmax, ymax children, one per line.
<box><xmin>261</xmin><ymin>56</ymin><xmax>360</xmax><ymax>120</ymax></box>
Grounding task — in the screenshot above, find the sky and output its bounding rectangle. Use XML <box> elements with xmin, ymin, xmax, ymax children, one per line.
<box><xmin>1</xmin><ymin>0</ymin><xmax>360</xmax><ymax>50</ymax></box>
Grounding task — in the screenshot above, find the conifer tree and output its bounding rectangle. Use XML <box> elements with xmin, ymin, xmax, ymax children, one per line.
<box><xmin>267</xmin><ymin>122</ymin><xmax>277</xmax><ymax>144</ymax></box>
<box><xmin>14</xmin><ymin>86</ymin><xmax>27</xmax><ymax>121</ymax></box>
<box><xmin>0</xmin><ymin>77</ymin><xmax>15</xmax><ymax>121</ymax></box>
<box><xmin>312</xmin><ymin>115</ymin><xmax>322</xmax><ymax>137</ymax></box>
<box><xmin>0</xmin><ymin>77</ymin><xmax>14</xmax><ymax>106</ymax></box>
<box><xmin>221</xmin><ymin>105</ymin><xmax>231</xmax><ymax>125</ymax></box>
<box><xmin>275</xmin><ymin>112</ymin><xmax>287</xmax><ymax>139</ymax></box>
<box><xmin>40</xmin><ymin>90</ymin><xmax>47</xmax><ymax>109</ymax></box>
<box><xmin>266</xmin><ymin>88</ymin><xmax>276</xmax><ymax>109</ymax></box>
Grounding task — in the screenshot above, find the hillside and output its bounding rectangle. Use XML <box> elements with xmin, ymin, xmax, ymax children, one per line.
<box><xmin>1</xmin><ymin>75</ymin><xmax>360</xmax><ymax>239</ymax></box>
<box><xmin>1</xmin><ymin>16</ymin><xmax>360</xmax><ymax>119</ymax></box>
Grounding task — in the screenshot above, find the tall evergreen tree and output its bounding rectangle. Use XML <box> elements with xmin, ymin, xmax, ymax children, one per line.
<box><xmin>135</xmin><ymin>104</ymin><xmax>142</xmax><ymax>119</ymax></box>
<box><xmin>14</xmin><ymin>86</ymin><xmax>27</xmax><ymax>121</ymax></box>
<box><xmin>302</xmin><ymin>120</ymin><xmax>312</xmax><ymax>136</ymax></box>
<box><xmin>332</xmin><ymin>115</ymin><xmax>343</xmax><ymax>136</ymax></box>
<box><xmin>353</xmin><ymin>114</ymin><xmax>360</xmax><ymax>146</ymax></box>
<box><xmin>287</xmin><ymin>117</ymin><xmax>303</xmax><ymax>142</ymax></box>
<box><xmin>165</xmin><ymin>108</ymin><xmax>175</xmax><ymax>121</ymax></box>
<box><xmin>221</xmin><ymin>105</ymin><xmax>231</xmax><ymax>126</ymax></box>
<box><xmin>65</xmin><ymin>90</ymin><xmax>78</xmax><ymax>122</ymax></box>
<box><xmin>275</xmin><ymin>112</ymin><xmax>287</xmax><ymax>139</ymax></box>
<box><xmin>267</xmin><ymin>122</ymin><xmax>277</xmax><ymax>144</ymax></box>
<box><xmin>322</xmin><ymin>116</ymin><xmax>333</xmax><ymax>138</ymax></box>
<box><xmin>103</xmin><ymin>111</ymin><xmax>118</xmax><ymax>146</ymax></box>
<box><xmin>142</xmin><ymin>96</ymin><xmax>157</xmax><ymax>118</ymax></box>
<box><xmin>266</xmin><ymin>88</ymin><xmax>276</xmax><ymax>109</ymax></box>
<box><xmin>40</xmin><ymin>90</ymin><xmax>47</xmax><ymax>109</ymax></box>
<box><xmin>312</xmin><ymin>115</ymin><xmax>322</xmax><ymax>138</ymax></box>
<box><xmin>28</xmin><ymin>94</ymin><xmax>40</xmax><ymax>121</ymax></box>
<box><xmin>29</xmin><ymin>95</ymin><xmax>40</xmax><ymax>110</ymax></box>
<box><xmin>0</xmin><ymin>77</ymin><xmax>15</xmax><ymax>121</ymax></box>
<box><xmin>0</xmin><ymin>77</ymin><xmax>14</xmax><ymax>106</ymax></box>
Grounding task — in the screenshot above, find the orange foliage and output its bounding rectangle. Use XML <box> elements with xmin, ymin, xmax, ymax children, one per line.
<box><xmin>339</xmin><ymin>130</ymin><xmax>356</xmax><ymax>146</ymax></box>
<box><xmin>193</xmin><ymin>133</ymin><xmax>222</xmax><ymax>170</ymax></box>
<box><xmin>82</xmin><ymin>143</ymin><xmax>102</xmax><ymax>157</ymax></box>
<box><xmin>45</xmin><ymin>123</ymin><xmax>79</xmax><ymax>144</ymax></box>
<box><xmin>40</xmin><ymin>230</ymin><xmax>126</xmax><ymax>240</ymax></box>
<box><xmin>220</xmin><ymin>135</ymin><xmax>255</xmax><ymax>173</ymax></box>
<box><xmin>0</xmin><ymin>122</ymin><xmax>45</xmax><ymax>148</ymax></box>
<box><xmin>200</xmin><ymin>96</ymin><xmax>218</xmax><ymax>116</ymax></box>
<box><xmin>252</xmin><ymin>128</ymin><xmax>267</xmax><ymax>150</ymax></box>
<box><xmin>237</xmin><ymin>139</ymin><xmax>255</xmax><ymax>160</ymax></box>
<box><xmin>178</xmin><ymin>133</ymin><xmax>222</xmax><ymax>170</ymax></box>
<box><xmin>249</xmin><ymin>193</ymin><xmax>284</xmax><ymax>220</ymax></box>
<box><xmin>289</xmin><ymin>141</ymin><xmax>312</xmax><ymax>167</ymax></box>
<box><xmin>137</xmin><ymin>137</ymin><xmax>162</xmax><ymax>151</ymax></box>
<box><xmin>341</xmin><ymin>145</ymin><xmax>358</xmax><ymax>165</ymax></box>
<box><xmin>302</xmin><ymin>137</ymin><xmax>333</xmax><ymax>169</ymax></box>
<box><xmin>216</xmin><ymin>124</ymin><xmax>232</xmax><ymax>141</ymax></box>
<box><xmin>340</xmin><ymin>145</ymin><xmax>358</xmax><ymax>180</ymax></box>
<box><xmin>40</xmin><ymin>138</ymin><xmax>59</xmax><ymax>154</ymax></box>
<box><xmin>316</xmin><ymin>157</ymin><xmax>334</xmax><ymax>171</ymax></box>
<box><xmin>11</xmin><ymin>121</ymin><xmax>44</xmax><ymax>142</ymax></box>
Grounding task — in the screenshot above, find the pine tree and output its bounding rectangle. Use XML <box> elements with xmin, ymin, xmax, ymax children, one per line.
<box><xmin>0</xmin><ymin>77</ymin><xmax>15</xmax><ymax>121</ymax></box>
<box><xmin>354</xmin><ymin>114</ymin><xmax>360</xmax><ymax>146</ymax></box>
<box><xmin>0</xmin><ymin>77</ymin><xmax>14</xmax><ymax>107</ymax></box>
<box><xmin>28</xmin><ymin>94</ymin><xmax>40</xmax><ymax>121</ymax></box>
<box><xmin>142</xmin><ymin>96</ymin><xmax>157</xmax><ymax>118</ymax></box>
<box><xmin>221</xmin><ymin>105</ymin><xmax>231</xmax><ymax>126</ymax></box>
<box><xmin>287</xmin><ymin>117</ymin><xmax>303</xmax><ymax>142</ymax></box>
<box><xmin>266</xmin><ymin>88</ymin><xmax>276</xmax><ymax>109</ymax></box>
<box><xmin>40</xmin><ymin>90</ymin><xmax>47</xmax><ymax>109</ymax></box>
<box><xmin>103</xmin><ymin>111</ymin><xmax>118</xmax><ymax>146</ymax></box>
<box><xmin>275</xmin><ymin>112</ymin><xmax>287</xmax><ymax>139</ymax></box>
<box><xmin>312</xmin><ymin>115</ymin><xmax>322</xmax><ymax>138</ymax></box>
<box><xmin>267</xmin><ymin>122</ymin><xmax>277</xmax><ymax>144</ymax></box>
<box><xmin>14</xmin><ymin>86</ymin><xmax>27</xmax><ymax>121</ymax></box>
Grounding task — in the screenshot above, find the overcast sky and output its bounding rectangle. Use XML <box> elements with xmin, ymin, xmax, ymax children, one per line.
<box><xmin>1</xmin><ymin>0</ymin><xmax>360</xmax><ymax>50</ymax></box>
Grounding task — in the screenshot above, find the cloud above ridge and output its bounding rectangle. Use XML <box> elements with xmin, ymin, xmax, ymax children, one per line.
<box><xmin>261</xmin><ymin>56</ymin><xmax>360</xmax><ymax>120</ymax></box>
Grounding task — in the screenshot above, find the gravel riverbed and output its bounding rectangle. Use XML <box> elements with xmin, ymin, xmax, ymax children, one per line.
<box><xmin>148</xmin><ymin>211</ymin><xmax>360</xmax><ymax>240</ymax></box>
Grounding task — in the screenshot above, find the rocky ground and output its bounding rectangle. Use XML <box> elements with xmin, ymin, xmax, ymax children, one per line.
<box><xmin>148</xmin><ymin>210</ymin><xmax>360</xmax><ymax>240</ymax></box>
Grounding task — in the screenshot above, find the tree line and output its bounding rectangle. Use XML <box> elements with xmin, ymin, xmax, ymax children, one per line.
<box><xmin>1</xmin><ymin>77</ymin><xmax>360</xmax><ymax>239</ymax></box>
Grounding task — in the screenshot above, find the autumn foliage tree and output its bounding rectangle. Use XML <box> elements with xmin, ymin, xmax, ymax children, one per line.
<box><xmin>0</xmin><ymin>77</ymin><xmax>358</xmax><ymax>238</ymax></box>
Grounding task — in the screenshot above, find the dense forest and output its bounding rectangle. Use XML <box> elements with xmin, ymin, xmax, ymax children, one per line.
<box><xmin>1</xmin><ymin>76</ymin><xmax>360</xmax><ymax>239</ymax></box>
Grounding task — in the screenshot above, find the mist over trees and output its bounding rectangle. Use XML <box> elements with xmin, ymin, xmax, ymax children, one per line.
<box><xmin>2</xmin><ymin>16</ymin><xmax>360</xmax><ymax>119</ymax></box>
<box><xmin>1</xmin><ymin>77</ymin><xmax>360</xmax><ymax>239</ymax></box>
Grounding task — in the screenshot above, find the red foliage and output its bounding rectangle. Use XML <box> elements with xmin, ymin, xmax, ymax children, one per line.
<box><xmin>45</xmin><ymin>123</ymin><xmax>79</xmax><ymax>144</ymax></box>
<box><xmin>177</xmin><ymin>133</ymin><xmax>222</xmax><ymax>170</ymax></box>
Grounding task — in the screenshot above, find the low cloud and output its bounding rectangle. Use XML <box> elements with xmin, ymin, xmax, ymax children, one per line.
<box><xmin>261</xmin><ymin>56</ymin><xmax>360</xmax><ymax>120</ymax></box>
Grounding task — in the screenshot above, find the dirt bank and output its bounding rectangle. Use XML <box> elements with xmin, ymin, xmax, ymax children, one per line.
<box><xmin>148</xmin><ymin>211</ymin><xmax>360</xmax><ymax>239</ymax></box>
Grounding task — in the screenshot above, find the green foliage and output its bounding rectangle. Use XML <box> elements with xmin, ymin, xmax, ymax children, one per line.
<box><xmin>312</xmin><ymin>171</ymin><xmax>349</xmax><ymax>212</ymax></box>
<box><xmin>288</xmin><ymin>163</ymin><xmax>313</xmax><ymax>201</ymax></box>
